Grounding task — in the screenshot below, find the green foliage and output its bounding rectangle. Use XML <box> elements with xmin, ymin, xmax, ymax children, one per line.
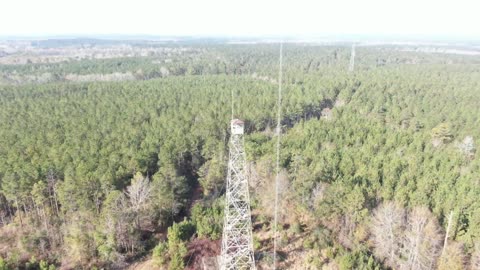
<box><xmin>290</xmin><ymin>221</ymin><xmax>303</xmax><ymax>234</ymax></box>
<box><xmin>167</xmin><ymin>222</ymin><xmax>190</xmax><ymax>270</ymax></box>
<box><xmin>24</xmin><ymin>257</ymin><xmax>56</xmax><ymax>270</ymax></box>
<box><xmin>63</xmin><ymin>212</ymin><xmax>96</xmax><ymax>265</ymax></box>
<box><xmin>163</xmin><ymin>220</ymin><xmax>194</xmax><ymax>270</ymax></box>
<box><xmin>152</xmin><ymin>241</ymin><xmax>168</xmax><ymax>266</ymax></box>
<box><xmin>302</xmin><ymin>237</ymin><xmax>315</xmax><ymax>249</ymax></box>
<box><xmin>312</xmin><ymin>226</ymin><xmax>332</xmax><ymax>249</ymax></box>
<box><xmin>198</xmin><ymin>154</ymin><xmax>226</xmax><ymax>196</ymax></box>
<box><xmin>253</xmin><ymin>236</ymin><xmax>262</xmax><ymax>250</ymax></box>
<box><xmin>0</xmin><ymin>257</ymin><xmax>6</xmax><ymax>270</ymax></box>
<box><xmin>168</xmin><ymin>220</ymin><xmax>195</xmax><ymax>244</ymax></box>
<box><xmin>325</xmin><ymin>246</ymin><xmax>337</xmax><ymax>259</ymax></box>
<box><xmin>338</xmin><ymin>250</ymin><xmax>382</xmax><ymax>270</ymax></box>
<box><xmin>39</xmin><ymin>260</ymin><xmax>56</xmax><ymax>270</ymax></box>
<box><xmin>246</xmin><ymin>133</ymin><xmax>272</xmax><ymax>160</ymax></box>
<box><xmin>338</xmin><ymin>253</ymin><xmax>355</xmax><ymax>270</ymax></box>
<box><xmin>39</xmin><ymin>261</ymin><xmax>48</xmax><ymax>270</ymax></box>
<box><xmin>168</xmin><ymin>241</ymin><xmax>187</xmax><ymax>270</ymax></box>
<box><xmin>31</xmin><ymin>181</ymin><xmax>48</xmax><ymax>206</ymax></box>
<box><xmin>190</xmin><ymin>200</ymin><xmax>223</xmax><ymax>240</ymax></box>
<box><xmin>25</xmin><ymin>256</ymin><xmax>38</xmax><ymax>270</ymax></box>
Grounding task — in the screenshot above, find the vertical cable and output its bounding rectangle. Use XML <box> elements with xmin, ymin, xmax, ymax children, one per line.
<box><xmin>273</xmin><ymin>42</ymin><xmax>283</xmax><ymax>270</ymax></box>
<box><xmin>231</xmin><ymin>87</ymin><xmax>234</xmax><ymax>120</ymax></box>
<box><xmin>349</xmin><ymin>44</ymin><xmax>355</xmax><ymax>72</ymax></box>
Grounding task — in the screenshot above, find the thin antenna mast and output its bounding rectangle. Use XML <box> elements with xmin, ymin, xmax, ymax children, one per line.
<box><xmin>231</xmin><ymin>88</ymin><xmax>234</xmax><ymax>120</ymax></box>
<box><xmin>273</xmin><ymin>42</ymin><xmax>283</xmax><ymax>270</ymax></box>
<box><xmin>349</xmin><ymin>44</ymin><xmax>356</xmax><ymax>72</ymax></box>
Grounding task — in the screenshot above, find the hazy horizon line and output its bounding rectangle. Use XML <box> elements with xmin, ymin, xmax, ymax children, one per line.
<box><xmin>1</xmin><ymin>33</ymin><xmax>479</xmax><ymax>41</ymax></box>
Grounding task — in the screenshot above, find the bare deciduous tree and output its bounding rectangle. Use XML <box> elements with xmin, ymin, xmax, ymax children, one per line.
<box><xmin>125</xmin><ymin>172</ymin><xmax>152</xmax><ymax>211</ymax></box>
<box><xmin>457</xmin><ymin>136</ymin><xmax>476</xmax><ymax>157</ymax></box>
<box><xmin>371</xmin><ymin>201</ymin><xmax>406</xmax><ymax>268</ymax></box>
<box><xmin>309</xmin><ymin>182</ymin><xmax>328</xmax><ymax>210</ymax></box>
<box><xmin>400</xmin><ymin>206</ymin><xmax>442</xmax><ymax>270</ymax></box>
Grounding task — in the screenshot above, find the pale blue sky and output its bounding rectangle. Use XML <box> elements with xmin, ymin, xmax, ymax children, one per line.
<box><xmin>1</xmin><ymin>0</ymin><xmax>479</xmax><ymax>39</ymax></box>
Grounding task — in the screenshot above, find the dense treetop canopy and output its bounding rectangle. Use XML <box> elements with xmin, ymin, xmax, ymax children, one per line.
<box><xmin>0</xmin><ymin>43</ymin><xmax>479</xmax><ymax>269</ymax></box>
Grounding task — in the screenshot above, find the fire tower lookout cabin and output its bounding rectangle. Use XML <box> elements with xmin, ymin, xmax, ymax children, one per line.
<box><xmin>231</xmin><ymin>119</ymin><xmax>244</xmax><ymax>135</ymax></box>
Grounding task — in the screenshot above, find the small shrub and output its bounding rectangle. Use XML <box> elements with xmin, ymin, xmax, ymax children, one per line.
<box><xmin>290</xmin><ymin>221</ymin><xmax>303</xmax><ymax>234</ymax></box>
<box><xmin>257</xmin><ymin>214</ymin><xmax>267</xmax><ymax>224</ymax></box>
<box><xmin>325</xmin><ymin>247</ymin><xmax>337</xmax><ymax>259</ymax></box>
<box><xmin>25</xmin><ymin>256</ymin><xmax>38</xmax><ymax>270</ymax></box>
<box><xmin>313</xmin><ymin>226</ymin><xmax>332</xmax><ymax>249</ymax></box>
<box><xmin>168</xmin><ymin>241</ymin><xmax>187</xmax><ymax>270</ymax></box>
<box><xmin>253</xmin><ymin>236</ymin><xmax>262</xmax><ymax>250</ymax></box>
<box><xmin>303</xmin><ymin>237</ymin><xmax>315</xmax><ymax>250</ymax></box>
<box><xmin>166</xmin><ymin>221</ymin><xmax>190</xmax><ymax>270</ymax></box>
<box><xmin>338</xmin><ymin>254</ymin><xmax>355</xmax><ymax>270</ymax></box>
<box><xmin>0</xmin><ymin>257</ymin><xmax>7</xmax><ymax>270</ymax></box>
<box><xmin>279</xmin><ymin>232</ymin><xmax>289</xmax><ymax>248</ymax></box>
<box><xmin>337</xmin><ymin>250</ymin><xmax>382</xmax><ymax>270</ymax></box>
<box><xmin>307</xmin><ymin>252</ymin><xmax>324</xmax><ymax>268</ymax></box>
<box><xmin>39</xmin><ymin>260</ymin><xmax>49</xmax><ymax>270</ymax></box>
<box><xmin>152</xmin><ymin>241</ymin><xmax>168</xmax><ymax>266</ymax></box>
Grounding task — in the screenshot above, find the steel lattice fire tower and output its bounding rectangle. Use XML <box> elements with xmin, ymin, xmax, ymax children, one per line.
<box><xmin>220</xmin><ymin>119</ymin><xmax>256</xmax><ymax>270</ymax></box>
